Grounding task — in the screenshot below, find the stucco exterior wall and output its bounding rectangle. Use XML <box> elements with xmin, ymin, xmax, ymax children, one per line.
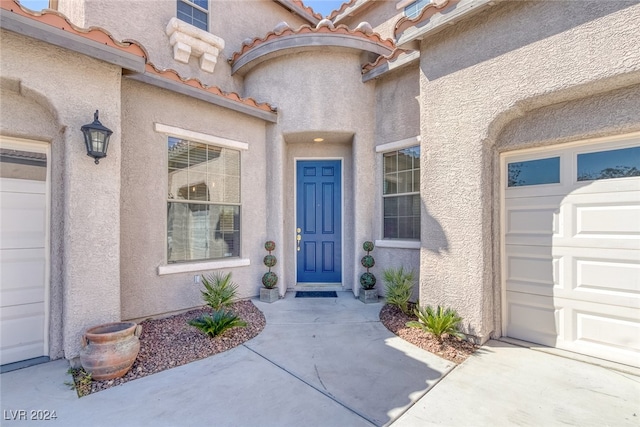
<box><xmin>243</xmin><ymin>49</ymin><xmax>377</xmax><ymax>292</ymax></box>
<box><xmin>120</xmin><ymin>78</ymin><xmax>268</xmax><ymax>321</ymax></box>
<box><xmin>60</xmin><ymin>0</ymin><xmax>308</xmax><ymax>93</ymax></box>
<box><xmin>418</xmin><ymin>1</ymin><xmax>640</xmax><ymax>341</ymax></box>
<box><xmin>374</xmin><ymin>65</ymin><xmax>420</xmax><ymax>144</ymax></box>
<box><xmin>1</xmin><ymin>29</ymin><xmax>123</xmax><ymax>360</ymax></box>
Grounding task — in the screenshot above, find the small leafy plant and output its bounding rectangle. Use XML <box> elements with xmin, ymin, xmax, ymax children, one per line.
<box><xmin>65</xmin><ymin>367</ymin><xmax>93</xmax><ymax>397</ymax></box>
<box><xmin>188</xmin><ymin>310</ymin><xmax>247</xmax><ymax>337</ymax></box>
<box><xmin>383</xmin><ymin>267</ymin><xmax>415</xmax><ymax>315</ymax></box>
<box><xmin>200</xmin><ymin>272</ymin><xmax>239</xmax><ymax>311</ymax></box>
<box><xmin>406</xmin><ymin>305</ymin><xmax>464</xmax><ymax>342</ymax></box>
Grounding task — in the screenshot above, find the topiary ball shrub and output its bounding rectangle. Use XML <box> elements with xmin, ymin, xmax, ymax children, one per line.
<box><xmin>363</xmin><ymin>241</ymin><xmax>374</xmax><ymax>252</ymax></box>
<box><xmin>265</xmin><ymin>241</ymin><xmax>276</xmax><ymax>252</ymax></box>
<box><xmin>262</xmin><ymin>272</ymin><xmax>278</xmax><ymax>289</ymax></box>
<box><xmin>263</xmin><ymin>254</ymin><xmax>277</xmax><ymax>268</ymax></box>
<box><xmin>360</xmin><ymin>272</ymin><xmax>376</xmax><ymax>290</ymax></box>
<box><xmin>361</xmin><ymin>255</ymin><xmax>375</xmax><ymax>269</ymax></box>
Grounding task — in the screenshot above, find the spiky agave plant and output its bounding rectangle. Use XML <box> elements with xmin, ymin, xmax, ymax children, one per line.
<box><xmin>200</xmin><ymin>272</ymin><xmax>239</xmax><ymax>311</ymax></box>
<box><xmin>188</xmin><ymin>310</ymin><xmax>247</xmax><ymax>337</ymax></box>
<box><xmin>406</xmin><ymin>305</ymin><xmax>464</xmax><ymax>342</ymax></box>
<box><xmin>383</xmin><ymin>267</ymin><xmax>415</xmax><ymax>315</ymax></box>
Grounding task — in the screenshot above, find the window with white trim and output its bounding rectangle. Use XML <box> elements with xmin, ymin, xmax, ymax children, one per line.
<box><xmin>167</xmin><ymin>137</ymin><xmax>240</xmax><ymax>263</ymax></box>
<box><xmin>383</xmin><ymin>146</ymin><xmax>421</xmax><ymax>239</ymax></box>
<box><xmin>404</xmin><ymin>0</ymin><xmax>431</xmax><ymax>19</ymax></box>
<box><xmin>177</xmin><ymin>0</ymin><xmax>208</xmax><ymax>31</ymax></box>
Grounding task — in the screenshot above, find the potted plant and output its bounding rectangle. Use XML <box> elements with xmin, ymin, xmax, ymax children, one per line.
<box><xmin>359</xmin><ymin>241</ymin><xmax>378</xmax><ymax>303</ymax></box>
<box><xmin>260</xmin><ymin>241</ymin><xmax>279</xmax><ymax>303</ymax></box>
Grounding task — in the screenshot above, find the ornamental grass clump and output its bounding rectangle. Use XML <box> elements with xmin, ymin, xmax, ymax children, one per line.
<box><xmin>383</xmin><ymin>267</ymin><xmax>415</xmax><ymax>315</ymax></box>
<box><xmin>200</xmin><ymin>272</ymin><xmax>239</xmax><ymax>311</ymax></box>
<box><xmin>406</xmin><ymin>305</ymin><xmax>464</xmax><ymax>342</ymax></box>
<box><xmin>188</xmin><ymin>310</ymin><xmax>247</xmax><ymax>338</ymax></box>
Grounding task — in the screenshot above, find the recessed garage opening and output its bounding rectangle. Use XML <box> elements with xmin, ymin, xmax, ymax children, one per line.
<box><xmin>0</xmin><ymin>138</ymin><xmax>49</xmax><ymax>367</ymax></box>
<box><xmin>501</xmin><ymin>133</ymin><xmax>640</xmax><ymax>367</ymax></box>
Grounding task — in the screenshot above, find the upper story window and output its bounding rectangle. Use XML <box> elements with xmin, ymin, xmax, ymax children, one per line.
<box><xmin>167</xmin><ymin>136</ymin><xmax>240</xmax><ymax>263</ymax></box>
<box><xmin>177</xmin><ymin>0</ymin><xmax>208</xmax><ymax>31</ymax></box>
<box><xmin>404</xmin><ymin>0</ymin><xmax>431</xmax><ymax>19</ymax></box>
<box><xmin>383</xmin><ymin>146</ymin><xmax>421</xmax><ymax>240</ymax></box>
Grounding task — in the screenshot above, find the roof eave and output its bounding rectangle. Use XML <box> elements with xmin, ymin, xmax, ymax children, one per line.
<box><xmin>362</xmin><ymin>50</ymin><xmax>420</xmax><ymax>82</ymax></box>
<box><xmin>0</xmin><ymin>7</ymin><xmax>146</xmax><ymax>73</ymax></box>
<box><xmin>396</xmin><ymin>0</ymin><xmax>500</xmax><ymax>49</ymax></box>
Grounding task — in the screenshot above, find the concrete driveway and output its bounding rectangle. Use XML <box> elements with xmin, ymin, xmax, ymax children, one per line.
<box><xmin>1</xmin><ymin>291</ymin><xmax>638</xmax><ymax>426</ymax></box>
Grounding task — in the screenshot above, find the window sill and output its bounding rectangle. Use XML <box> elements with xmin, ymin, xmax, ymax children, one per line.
<box><xmin>158</xmin><ymin>258</ymin><xmax>250</xmax><ymax>276</ymax></box>
<box><xmin>374</xmin><ymin>240</ymin><xmax>421</xmax><ymax>250</ymax></box>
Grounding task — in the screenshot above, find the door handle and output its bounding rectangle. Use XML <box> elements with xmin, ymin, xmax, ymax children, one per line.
<box><xmin>296</xmin><ymin>228</ymin><xmax>301</xmax><ymax>251</ymax></box>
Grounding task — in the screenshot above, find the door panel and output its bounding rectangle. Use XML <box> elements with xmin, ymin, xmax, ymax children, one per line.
<box><xmin>296</xmin><ymin>160</ymin><xmax>341</xmax><ymax>283</ymax></box>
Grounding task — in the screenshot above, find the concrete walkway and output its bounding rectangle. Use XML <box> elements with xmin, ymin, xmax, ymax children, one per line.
<box><xmin>1</xmin><ymin>292</ymin><xmax>639</xmax><ymax>426</ymax></box>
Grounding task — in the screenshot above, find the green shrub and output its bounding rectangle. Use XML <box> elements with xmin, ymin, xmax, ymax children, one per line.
<box><xmin>360</xmin><ymin>272</ymin><xmax>377</xmax><ymax>290</ymax></box>
<box><xmin>188</xmin><ymin>310</ymin><xmax>247</xmax><ymax>337</ymax></box>
<box><xmin>200</xmin><ymin>272</ymin><xmax>239</xmax><ymax>311</ymax></box>
<box><xmin>406</xmin><ymin>305</ymin><xmax>464</xmax><ymax>342</ymax></box>
<box><xmin>383</xmin><ymin>267</ymin><xmax>415</xmax><ymax>315</ymax></box>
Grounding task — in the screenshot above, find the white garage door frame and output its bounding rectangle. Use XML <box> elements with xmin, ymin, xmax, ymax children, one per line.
<box><xmin>0</xmin><ymin>135</ymin><xmax>51</xmax><ymax>363</ymax></box>
<box><xmin>500</xmin><ymin>131</ymin><xmax>640</xmax><ymax>365</ymax></box>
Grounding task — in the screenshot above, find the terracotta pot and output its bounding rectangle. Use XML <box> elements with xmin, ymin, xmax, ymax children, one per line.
<box><xmin>80</xmin><ymin>322</ymin><xmax>141</xmax><ymax>380</ymax></box>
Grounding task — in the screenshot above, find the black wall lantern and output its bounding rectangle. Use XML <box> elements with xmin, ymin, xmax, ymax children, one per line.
<box><xmin>81</xmin><ymin>110</ymin><xmax>113</xmax><ymax>164</ymax></box>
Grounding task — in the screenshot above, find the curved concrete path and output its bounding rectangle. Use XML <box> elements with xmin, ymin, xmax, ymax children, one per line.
<box><xmin>2</xmin><ymin>291</ymin><xmax>639</xmax><ymax>426</ymax></box>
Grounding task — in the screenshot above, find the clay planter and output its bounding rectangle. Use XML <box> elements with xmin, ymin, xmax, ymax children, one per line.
<box><xmin>260</xmin><ymin>287</ymin><xmax>279</xmax><ymax>303</ymax></box>
<box><xmin>359</xmin><ymin>288</ymin><xmax>378</xmax><ymax>304</ymax></box>
<box><xmin>80</xmin><ymin>322</ymin><xmax>141</xmax><ymax>380</ymax></box>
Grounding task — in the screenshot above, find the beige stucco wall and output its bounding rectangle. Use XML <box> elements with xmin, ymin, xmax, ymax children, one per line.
<box><xmin>417</xmin><ymin>0</ymin><xmax>640</xmax><ymax>342</ymax></box>
<box><xmin>1</xmin><ymin>29</ymin><xmax>123</xmax><ymax>360</ymax></box>
<box><xmin>243</xmin><ymin>49</ymin><xmax>377</xmax><ymax>292</ymax></box>
<box><xmin>120</xmin><ymin>78</ymin><xmax>269</xmax><ymax>321</ymax></box>
<box><xmin>58</xmin><ymin>0</ymin><xmax>308</xmax><ymax>93</ymax></box>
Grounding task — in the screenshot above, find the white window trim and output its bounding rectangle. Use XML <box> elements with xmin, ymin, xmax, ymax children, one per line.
<box><xmin>155</xmin><ymin>123</ymin><xmax>248</xmax><ymax>151</ymax></box>
<box><xmin>378</xmin><ymin>135</ymin><xmax>422</xmax><ymax>244</ymax></box>
<box><xmin>376</xmin><ymin>135</ymin><xmax>421</xmax><ymax>153</ymax></box>
<box><xmin>158</xmin><ymin>258</ymin><xmax>250</xmax><ymax>276</ymax></box>
<box><xmin>374</xmin><ymin>239</ymin><xmax>420</xmax><ymax>249</ymax></box>
<box><xmin>157</xmin><ymin>123</ymin><xmax>249</xmax><ymax>274</ymax></box>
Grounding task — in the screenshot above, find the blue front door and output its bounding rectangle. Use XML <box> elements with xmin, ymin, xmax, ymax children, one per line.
<box><xmin>296</xmin><ymin>160</ymin><xmax>342</xmax><ymax>283</ymax></box>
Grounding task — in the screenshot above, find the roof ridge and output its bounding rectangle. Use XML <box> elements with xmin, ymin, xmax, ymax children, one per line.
<box><xmin>229</xmin><ymin>22</ymin><xmax>396</xmax><ymax>64</ymax></box>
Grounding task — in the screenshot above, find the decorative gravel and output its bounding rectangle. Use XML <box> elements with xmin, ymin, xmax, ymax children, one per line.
<box><xmin>379</xmin><ymin>304</ymin><xmax>478</xmax><ymax>364</ymax></box>
<box><xmin>72</xmin><ymin>300</ymin><xmax>476</xmax><ymax>396</ymax></box>
<box><xmin>73</xmin><ymin>300</ymin><xmax>265</xmax><ymax>396</ymax></box>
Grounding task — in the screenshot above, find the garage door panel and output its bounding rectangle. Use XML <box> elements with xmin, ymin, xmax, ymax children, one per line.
<box><xmin>0</xmin><ymin>191</ymin><xmax>46</xmax><ymax>250</ymax></box>
<box><xmin>575</xmin><ymin>257</ymin><xmax>639</xmax><ymax>303</ymax></box>
<box><xmin>506</xmin><ymin>292</ymin><xmax>562</xmax><ymax>347</ymax></box>
<box><xmin>505</xmin><ymin>245</ymin><xmax>559</xmax><ymax>296</ymax></box>
<box><xmin>0</xmin><ymin>303</ymin><xmax>45</xmax><ymax>365</ymax></box>
<box><xmin>1</xmin><ymin>248</ymin><xmax>46</xmax><ymax>306</ymax></box>
<box><xmin>505</xmin><ymin>196</ymin><xmax>563</xmax><ymax>247</ymax></box>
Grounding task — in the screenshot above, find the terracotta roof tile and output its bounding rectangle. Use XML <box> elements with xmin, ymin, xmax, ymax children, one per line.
<box><xmin>361</xmin><ymin>48</ymin><xmax>411</xmax><ymax>73</ymax></box>
<box><xmin>394</xmin><ymin>0</ymin><xmax>459</xmax><ymax>37</ymax></box>
<box><xmin>144</xmin><ymin>63</ymin><xmax>276</xmax><ymax>112</ymax></box>
<box><xmin>327</xmin><ymin>0</ymin><xmax>358</xmax><ymax>20</ymax></box>
<box><xmin>3</xmin><ymin>0</ymin><xmax>277</xmax><ymax>115</ymax></box>
<box><xmin>229</xmin><ymin>23</ymin><xmax>396</xmax><ymax>65</ymax></box>
<box><xmin>1</xmin><ymin>0</ymin><xmax>148</xmax><ymax>59</ymax></box>
<box><xmin>291</xmin><ymin>0</ymin><xmax>323</xmax><ymax>19</ymax></box>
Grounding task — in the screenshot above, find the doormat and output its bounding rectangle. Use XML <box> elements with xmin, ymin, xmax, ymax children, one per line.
<box><xmin>295</xmin><ymin>291</ymin><xmax>338</xmax><ymax>298</ymax></box>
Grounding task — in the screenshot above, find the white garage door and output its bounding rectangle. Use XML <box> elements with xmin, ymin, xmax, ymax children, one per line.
<box><xmin>502</xmin><ymin>134</ymin><xmax>640</xmax><ymax>367</ymax></box>
<box><xmin>0</xmin><ymin>140</ymin><xmax>48</xmax><ymax>366</ymax></box>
